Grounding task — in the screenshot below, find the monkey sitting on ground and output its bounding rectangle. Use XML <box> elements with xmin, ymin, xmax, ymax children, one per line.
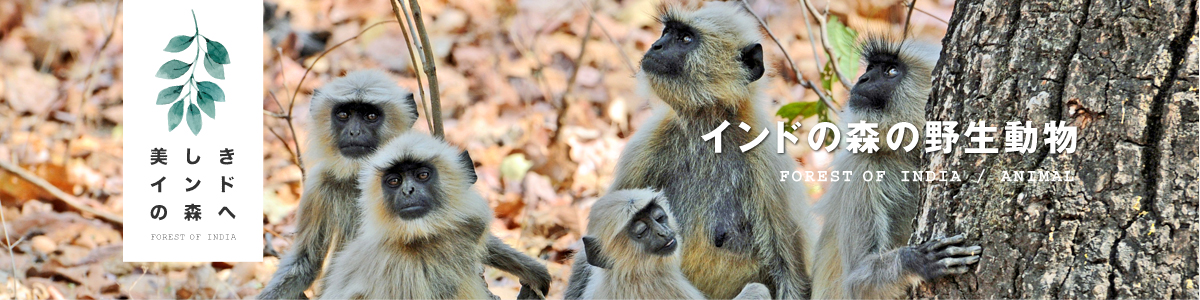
<box><xmin>320</xmin><ymin>131</ymin><xmax>496</xmax><ymax>299</ymax></box>
<box><xmin>810</xmin><ymin>37</ymin><xmax>982</xmax><ymax>299</ymax></box>
<box><xmin>259</xmin><ymin>70</ymin><xmax>550</xmax><ymax>299</ymax></box>
<box><xmin>566</xmin><ymin>2</ymin><xmax>813</xmax><ymax>299</ymax></box>
<box><xmin>576</xmin><ymin>189</ymin><xmax>771</xmax><ymax>300</ymax></box>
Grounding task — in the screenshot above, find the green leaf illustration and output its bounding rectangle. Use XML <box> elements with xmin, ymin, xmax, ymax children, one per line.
<box><xmin>156</xmin><ymin>85</ymin><xmax>184</xmax><ymax>105</ymax></box>
<box><xmin>156</xmin><ymin>60</ymin><xmax>191</xmax><ymax>79</ymax></box>
<box><xmin>197</xmin><ymin>91</ymin><xmax>216</xmax><ymax>118</ymax></box>
<box><xmin>206</xmin><ymin>39</ymin><xmax>229</xmax><ymax>64</ymax></box>
<box><xmin>168</xmin><ymin>99</ymin><xmax>185</xmax><ymax>131</ymax></box>
<box><xmin>197</xmin><ymin>81</ymin><xmax>225</xmax><ymax>102</ymax></box>
<box><xmin>203</xmin><ymin>55</ymin><xmax>224</xmax><ymax>79</ymax></box>
<box><xmin>164</xmin><ymin>35</ymin><xmax>194</xmax><ymax>52</ymax></box>
<box><xmin>157</xmin><ymin>10</ymin><xmax>230</xmax><ymax>135</ymax></box>
<box><xmin>186</xmin><ymin>103</ymin><xmax>202</xmax><ymax>135</ymax></box>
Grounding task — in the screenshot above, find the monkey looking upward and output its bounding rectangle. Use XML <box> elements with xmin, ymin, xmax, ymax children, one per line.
<box><xmin>260</xmin><ymin>70</ymin><xmax>550</xmax><ymax>299</ymax></box>
<box><xmin>577</xmin><ymin>189</ymin><xmax>771</xmax><ymax>300</ymax></box>
<box><xmin>320</xmin><ymin>132</ymin><xmax>494</xmax><ymax>299</ymax></box>
<box><xmin>566</xmin><ymin>2</ymin><xmax>814</xmax><ymax>299</ymax></box>
<box><xmin>810</xmin><ymin>37</ymin><xmax>982</xmax><ymax>299</ymax></box>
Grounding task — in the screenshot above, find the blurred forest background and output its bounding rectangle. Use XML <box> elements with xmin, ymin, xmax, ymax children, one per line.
<box><xmin>0</xmin><ymin>0</ymin><xmax>951</xmax><ymax>298</ymax></box>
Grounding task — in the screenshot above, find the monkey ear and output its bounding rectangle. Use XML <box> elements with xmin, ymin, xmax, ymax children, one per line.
<box><xmin>740</xmin><ymin>43</ymin><xmax>764</xmax><ymax>82</ymax></box>
<box><xmin>581</xmin><ymin>236</ymin><xmax>613</xmax><ymax>269</ymax></box>
<box><xmin>458</xmin><ymin>150</ymin><xmax>477</xmax><ymax>185</ymax></box>
<box><xmin>404</xmin><ymin>93</ymin><xmax>419</xmax><ymax>124</ymax></box>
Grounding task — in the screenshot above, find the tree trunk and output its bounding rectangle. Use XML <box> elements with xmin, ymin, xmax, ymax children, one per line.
<box><xmin>911</xmin><ymin>0</ymin><xmax>1198</xmax><ymax>298</ymax></box>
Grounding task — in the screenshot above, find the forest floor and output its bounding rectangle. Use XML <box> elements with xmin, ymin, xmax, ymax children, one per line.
<box><xmin>0</xmin><ymin>0</ymin><xmax>949</xmax><ymax>298</ymax></box>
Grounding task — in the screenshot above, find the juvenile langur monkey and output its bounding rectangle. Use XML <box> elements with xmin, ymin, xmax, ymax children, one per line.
<box><xmin>320</xmin><ymin>132</ymin><xmax>494</xmax><ymax>299</ymax></box>
<box><xmin>810</xmin><ymin>38</ymin><xmax>982</xmax><ymax>299</ymax></box>
<box><xmin>577</xmin><ymin>189</ymin><xmax>771</xmax><ymax>300</ymax></box>
<box><xmin>260</xmin><ymin>70</ymin><xmax>550</xmax><ymax>299</ymax></box>
<box><xmin>566</xmin><ymin>2</ymin><xmax>813</xmax><ymax>299</ymax></box>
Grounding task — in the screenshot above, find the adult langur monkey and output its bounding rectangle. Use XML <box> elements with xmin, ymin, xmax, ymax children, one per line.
<box><xmin>259</xmin><ymin>70</ymin><xmax>550</xmax><ymax>299</ymax></box>
<box><xmin>566</xmin><ymin>2</ymin><xmax>814</xmax><ymax>299</ymax></box>
<box><xmin>320</xmin><ymin>132</ymin><xmax>496</xmax><ymax>299</ymax></box>
<box><xmin>810</xmin><ymin>37</ymin><xmax>982</xmax><ymax>299</ymax></box>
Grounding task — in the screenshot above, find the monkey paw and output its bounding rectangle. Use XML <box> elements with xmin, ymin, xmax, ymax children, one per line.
<box><xmin>904</xmin><ymin>234</ymin><xmax>982</xmax><ymax>280</ymax></box>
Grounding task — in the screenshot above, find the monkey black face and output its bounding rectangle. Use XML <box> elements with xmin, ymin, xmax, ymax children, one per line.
<box><xmin>380</xmin><ymin>160</ymin><xmax>441</xmax><ymax>220</ymax></box>
<box><xmin>628</xmin><ymin>202</ymin><xmax>677</xmax><ymax>256</ymax></box>
<box><xmin>331</xmin><ymin>102</ymin><xmax>386</xmax><ymax>158</ymax></box>
<box><xmin>642</xmin><ymin>21</ymin><xmax>700</xmax><ymax>78</ymax></box>
<box><xmin>849</xmin><ymin>52</ymin><xmax>907</xmax><ymax>111</ymax></box>
<box><xmin>641</xmin><ymin>20</ymin><xmax>765</xmax><ymax>83</ymax></box>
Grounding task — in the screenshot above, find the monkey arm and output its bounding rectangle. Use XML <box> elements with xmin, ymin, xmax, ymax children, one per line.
<box><xmin>842</xmin><ymin>235</ymin><xmax>981</xmax><ymax>299</ymax></box>
<box><xmin>259</xmin><ymin>187</ymin><xmax>337</xmax><ymax>299</ymax></box>
<box><xmin>753</xmin><ymin>201</ymin><xmax>812</xmax><ymax>299</ymax></box>
<box><xmin>563</xmin><ymin>251</ymin><xmax>592</xmax><ymax>300</ymax></box>
<box><xmin>483</xmin><ymin>235</ymin><xmax>551</xmax><ymax>300</ymax></box>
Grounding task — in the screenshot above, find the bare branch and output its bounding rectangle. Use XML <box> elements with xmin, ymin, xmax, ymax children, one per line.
<box><xmin>75</xmin><ymin>0</ymin><xmax>122</xmax><ymax>133</ymax></box>
<box><xmin>2</xmin><ymin>202</ymin><xmax>18</xmax><ymax>281</ymax></box>
<box><xmin>391</xmin><ymin>0</ymin><xmax>434</xmax><ymax>132</ymax></box>
<box><xmin>0</xmin><ymin>161</ymin><xmax>122</xmax><ymax>225</ymax></box>
<box><xmin>407</xmin><ymin>0</ymin><xmax>444</xmax><ymax>138</ymax></box>
<box><xmin>267</xmin><ymin>91</ymin><xmax>303</xmax><ymax>176</ymax></box>
<box><xmin>799</xmin><ymin>0</ymin><xmax>853</xmax><ymax>90</ymax></box>
<box><xmin>903</xmin><ymin>0</ymin><xmax>918</xmax><ymax>38</ymax></box>
<box><xmin>289</xmin><ymin>21</ymin><xmax>398</xmax><ymax>127</ymax></box>
<box><xmin>904</xmin><ymin>0</ymin><xmax>949</xmax><ymax>25</ymax></box>
<box><xmin>738</xmin><ymin>0</ymin><xmax>840</xmax><ymax>113</ymax></box>
<box><xmin>273</xmin><ymin>50</ymin><xmax>305</xmax><ymax>179</ymax></box>
<box><xmin>554</xmin><ymin>0</ymin><xmax>599</xmax><ymax>144</ymax></box>
<box><xmin>577</xmin><ymin>0</ymin><xmax>637</xmax><ymax>74</ymax></box>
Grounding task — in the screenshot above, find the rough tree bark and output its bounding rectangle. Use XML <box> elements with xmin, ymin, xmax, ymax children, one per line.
<box><xmin>911</xmin><ymin>0</ymin><xmax>1198</xmax><ymax>298</ymax></box>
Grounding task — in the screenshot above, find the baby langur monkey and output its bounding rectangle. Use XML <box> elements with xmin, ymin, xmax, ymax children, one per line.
<box><xmin>260</xmin><ymin>70</ymin><xmax>549</xmax><ymax>299</ymax></box>
<box><xmin>577</xmin><ymin>189</ymin><xmax>771</xmax><ymax>300</ymax></box>
<box><xmin>810</xmin><ymin>37</ymin><xmax>982</xmax><ymax>299</ymax></box>
<box><xmin>320</xmin><ymin>132</ymin><xmax>496</xmax><ymax>299</ymax></box>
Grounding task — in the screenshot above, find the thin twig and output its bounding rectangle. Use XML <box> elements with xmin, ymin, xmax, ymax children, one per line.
<box><xmin>407</xmin><ymin>0</ymin><xmax>444</xmax><ymax>138</ymax></box>
<box><xmin>798</xmin><ymin>0</ymin><xmax>853</xmax><ymax>90</ymax></box>
<box><xmin>738</xmin><ymin>0</ymin><xmax>840</xmax><ymax>113</ymax></box>
<box><xmin>390</xmin><ymin>0</ymin><xmax>434</xmax><ymax>131</ymax></box>
<box><xmin>75</xmin><ymin>0</ymin><xmax>122</xmax><ymax>133</ymax></box>
<box><xmin>289</xmin><ymin>21</ymin><xmax>398</xmax><ymax>131</ymax></box>
<box><xmin>2</xmin><ymin>206</ymin><xmax>18</xmax><ymax>281</ymax></box>
<box><xmin>902</xmin><ymin>0</ymin><xmax>918</xmax><ymax>38</ymax></box>
<box><xmin>554</xmin><ymin>0</ymin><xmax>598</xmax><ymax>144</ymax></box>
<box><xmin>267</xmin><ymin>125</ymin><xmax>298</xmax><ymax>171</ymax></box>
<box><xmin>904</xmin><ymin>0</ymin><xmax>949</xmax><ymax>25</ymax></box>
<box><xmin>577</xmin><ymin>0</ymin><xmax>637</xmax><ymax>73</ymax></box>
<box><xmin>273</xmin><ymin>50</ymin><xmax>305</xmax><ymax>179</ymax></box>
<box><xmin>0</xmin><ymin>161</ymin><xmax>122</xmax><ymax>225</ymax></box>
<box><xmin>267</xmin><ymin>92</ymin><xmax>302</xmax><ymax>174</ymax></box>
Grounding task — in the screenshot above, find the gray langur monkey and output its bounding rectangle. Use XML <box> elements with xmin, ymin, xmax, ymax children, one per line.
<box><xmin>577</xmin><ymin>189</ymin><xmax>771</xmax><ymax>300</ymax></box>
<box><xmin>566</xmin><ymin>2</ymin><xmax>814</xmax><ymax>299</ymax></box>
<box><xmin>810</xmin><ymin>37</ymin><xmax>982</xmax><ymax>299</ymax></box>
<box><xmin>259</xmin><ymin>70</ymin><xmax>550</xmax><ymax>299</ymax></box>
<box><xmin>320</xmin><ymin>132</ymin><xmax>494</xmax><ymax>299</ymax></box>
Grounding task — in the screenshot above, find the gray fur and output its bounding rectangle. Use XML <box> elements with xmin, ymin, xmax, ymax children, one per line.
<box><xmin>810</xmin><ymin>38</ymin><xmax>981</xmax><ymax>299</ymax></box>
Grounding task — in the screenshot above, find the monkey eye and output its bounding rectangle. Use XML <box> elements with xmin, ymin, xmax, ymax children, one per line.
<box><xmin>681</xmin><ymin>35</ymin><xmax>693</xmax><ymax>44</ymax></box>
<box><xmin>632</xmin><ymin>221</ymin><xmax>648</xmax><ymax>238</ymax></box>
<box><xmin>417</xmin><ymin>171</ymin><xmax>430</xmax><ymax>181</ymax></box>
<box><xmin>336</xmin><ymin>111</ymin><xmax>350</xmax><ymax>120</ymax></box>
<box><xmin>885</xmin><ymin>67</ymin><xmax>900</xmax><ymax>77</ymax></box>
<box><xmin>656</xmin><ymin>214</ymin><xmax>668</xmax><ymax>223</ymax></box>
<box><xmin>366</xmin><ymin>113</ymin><xmax>378</xmax><ymax>121</ymax></box>
<box><xmin>386</xmin><ymin>176</ymin><xmax>401</xmax><ymax>187</ymax></box>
